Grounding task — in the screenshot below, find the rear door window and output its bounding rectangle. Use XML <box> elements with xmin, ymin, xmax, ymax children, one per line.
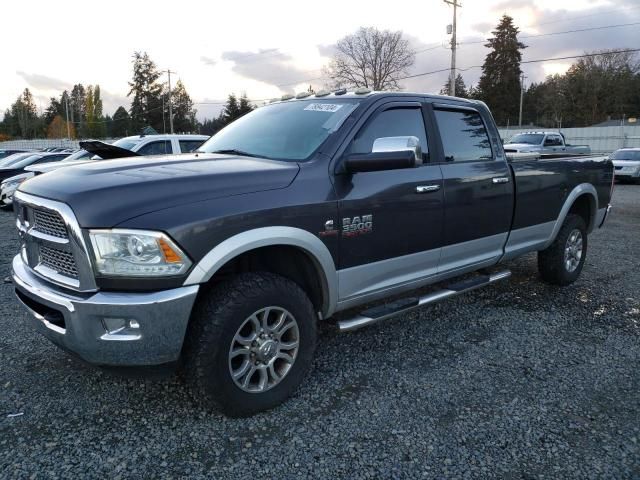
<box><xmin>136</xmin><ymin>140</ymin><xmax>172</xmax><ymax>155</ymax></box>
<box><xmin>179</xmin><ymin>140</ymin><xmax>205</xmax><ymax>153</ymax></box>
<box><xmin>434</xmin><ymin>109</ymin><xmax>493</xmax><ymax>162</ymax></box>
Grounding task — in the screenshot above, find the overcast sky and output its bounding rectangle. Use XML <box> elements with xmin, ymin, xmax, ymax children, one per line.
<box><xmin>1</xmin><ymin>0</ymin><xmax>638</xmax><ymax>120</ymax></box>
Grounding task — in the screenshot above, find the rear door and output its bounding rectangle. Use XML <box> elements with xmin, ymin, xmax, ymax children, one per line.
<box><xmin>431</xmin><ymin>104</ymin><xmax>513</xmax><ymax>273</ymax></box>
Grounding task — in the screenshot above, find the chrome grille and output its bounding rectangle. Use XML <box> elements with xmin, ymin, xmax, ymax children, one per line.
<box><xmin>32</xmin><ymin>208</ymin><xmax>68</xmax><ymax>239</ymax></box>
<box><xmin>14</xmin><ymin>191</ymin><xmax>96</xmax><ymax>291</ymax></box>
<box><xmin>39</xmin><ymin>246</ymin><xmax>79</xmax><ymax>278</ymax></box>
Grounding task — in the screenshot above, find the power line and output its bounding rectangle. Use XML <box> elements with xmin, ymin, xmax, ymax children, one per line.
<box><xmin>458</xmin><ymin>22</ymin><xmax>640</xmax><ymax>46</ymax></box>
<box><xmin>397</xmin><ymin>48</ymin><xmax>640</xmax><ymax>81</ymax></box>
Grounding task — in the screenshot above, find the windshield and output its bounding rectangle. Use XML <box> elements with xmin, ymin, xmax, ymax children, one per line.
<box><xmin>7</xmin><ymin>154</ymin><xmax>45</xmax><ymax>169</ymax></box>
<box><xmin>611</xmin><ymin>150</ymin><xmax>640</xmax><ymax>161</ymax></box>
<box><xmin>199</xmin><ymin>99</ymin><xmax>361</xmax><ymax>161</ymax></box>
<box><xmin>0</xmin><ymin>152</ymin><xmax>33</xmax><ymax>167</ymax></box>
<box><xmin>112</xmin><ymin>138</ymin><xmax>141</xmax><ymax>151</ymax></box>
<box><xmin>63</xmin><ymin>149</ymin><xmax>95</xmax><ymax>161</ymax></box>
<box><xmin>507</xmin><ymin>134</ymin><xmax>544</xmax><ymax>145</ymax></box>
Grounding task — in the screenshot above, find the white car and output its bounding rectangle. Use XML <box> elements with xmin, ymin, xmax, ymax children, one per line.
<box><xmin>0</xmin><ymin>172</ymin><xmax>33</xmax><ymax>207</ymax></box>
<box><xmin>611</xmin><ymin>148</ymin><xmax>640</xmax><ymax>183</ymax></box>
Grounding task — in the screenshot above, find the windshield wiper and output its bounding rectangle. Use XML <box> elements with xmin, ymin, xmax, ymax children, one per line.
<box><xmin>210</xmin><ymin>148</ymin><xmax>261</xmax><ymax>158</ymax></box>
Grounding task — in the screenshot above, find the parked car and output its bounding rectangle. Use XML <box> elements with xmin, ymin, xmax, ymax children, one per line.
<box><xmin>0</xmin><ymin>152</ymin><xmax>70</xmax><ymax>183</ymax></box>
<box><xmin>0</xmin><ymin>152</ymin><xmax>37</xmax><ymax>168</ymax></box>
<box><xmin>0</xmin><ymin>149</ymin><xmax>30</xmax><ymax>160</ymax></box>
<box><xmin>11</xmin><ymin>91</ymin><xmax>613</xmax><ymax>416</ymax></box>
<box><xmin>504</xmin><ymin>131</ymin><xmax>591</xmax><ymax>155</ymax></box>
<box><xmin>82</xmin><ymin>134</ymin><xmax>209</xmax><ymax>159</ymax></box>
<box><xmin>610</xmin><ymin>148</ymin><xmax>640</xmax><ymax>183</ymax></box>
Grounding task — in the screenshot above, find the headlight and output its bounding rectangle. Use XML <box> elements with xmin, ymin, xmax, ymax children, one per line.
<box><xmin>89</xmin><ymin>229</ymin><xmax>192</xmax><ymax>277</ymax></box>
<box><xmin>2</xmin><ymin>176</ymin><xmax>29</xmax><ymax>188</ymax></box>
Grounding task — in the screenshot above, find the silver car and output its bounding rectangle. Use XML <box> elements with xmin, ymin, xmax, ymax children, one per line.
<box><xmin>611</xmin><ymin>148</ymin><xmax>640</xmax><ymax>183</ymax></box>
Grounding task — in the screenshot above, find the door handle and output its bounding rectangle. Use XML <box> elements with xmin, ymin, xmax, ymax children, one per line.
<box><xmin>492</xmin><ymin>177</ymin><xmax>510</xmax><ymax>184</ymax></box>
<box><xmin>415</xmin><ymin>185</ymin><xmax>441</xmax><ymax>193</ymax></box>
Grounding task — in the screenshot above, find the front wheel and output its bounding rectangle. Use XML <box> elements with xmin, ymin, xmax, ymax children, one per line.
<box><xmin>538</xmin><ymin>214</ymin><xmax>588</xmax><ymax>285</ymax></box>
<box><xmin>182</xmin><ymin>272</ymin><xmax>317</xmax><ymax>417</ymax></box>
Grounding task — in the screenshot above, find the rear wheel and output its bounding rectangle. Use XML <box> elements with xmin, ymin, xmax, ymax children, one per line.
<box><xmin>182</xmin><ymin>272</ymin><xmax>317</xmax><ymax>417</ymax></box>
<box><xmin>538</xmin><ymin>214</ymin><xmax>588</xmax><ymax>285</ymax></box>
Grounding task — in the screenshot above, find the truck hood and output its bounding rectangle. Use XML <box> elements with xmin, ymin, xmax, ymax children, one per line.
<box><xmin>19</xmin><ymin>153</ymin><xmax>300</xmax><ymax>227</ymax></box>
<box><xmin>503</xmin><ymin>143</ymin><xmax>541</xmax><ymax>152</ymax></box>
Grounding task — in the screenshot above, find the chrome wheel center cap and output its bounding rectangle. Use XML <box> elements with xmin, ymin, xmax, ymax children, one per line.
<box><xmin>257</xmin><ymin>339</ymin><xmax>278</xmax><ymax>362</ymax></box>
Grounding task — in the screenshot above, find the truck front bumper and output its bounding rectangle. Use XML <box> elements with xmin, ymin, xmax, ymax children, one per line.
<box><xmin>12</xmin><ymin>254</ymin><xmax>199</xmax><ymax>366</ymax></box>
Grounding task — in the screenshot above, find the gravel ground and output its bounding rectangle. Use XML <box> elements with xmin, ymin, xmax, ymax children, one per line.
<box><xmin>1</xmin><ymin>186</ymin><xmax>639</xmax><ymax>479</ymax></box>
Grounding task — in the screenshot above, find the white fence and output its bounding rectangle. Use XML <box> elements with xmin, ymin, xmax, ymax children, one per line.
<box><xmin>499</xmin><ymin>126</ymin><xmax>640</xmax><ymax>154</ymax></box>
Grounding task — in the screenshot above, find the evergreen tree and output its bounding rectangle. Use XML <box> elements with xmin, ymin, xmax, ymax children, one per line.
<box><xmin>171</xmin><ymin>80</ymin><xmax>197</xmax><ymax>133</ymax></box>
<box><xmin>440</xmin><ymin>74</ymin><xmax>469</xmax><ymax>98</ymax></box>
<box><xmin>111</xmin><ymin>106</ymin><xmax>131</xmax><ymax>137</ymax></box>
<box><xmin>128</xmin><ymin>51</ymin><xmax>164</xmax><ymax>133</ymax></box>
<box><xmin>221</xmin><ymin>93</ymin><xmax>241</xmax><ymax>125</ymax></box>
<box><xmin>44</xmin><ymin>97</ymin><xmax>63</xmax><ymax>126</ymax></box>
<box><xmin>238</xmin><ymin>93</ymin><xmax>254</xmax><ymax>117</ymax></box>
<box><xmin>475</xmin><ymin>15</ymin><xmax>526</xmax><ymax>126</ymax></box>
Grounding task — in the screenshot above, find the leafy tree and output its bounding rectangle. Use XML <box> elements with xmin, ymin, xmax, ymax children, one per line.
<box><xmin>325</xmin><ymin>27</ymin><xmax>414</xmax><ymax>90</ymax></box>
<box><xmin>440</xmin><ymin>74</ymin><xmax>469</xmax><ymax>98</ymax></box>
<box><xmin>47</xmin><ymin>115</ymin><xmax>75</xmax><ymax>139</ymax></box>
<box><xmin>475</xmin><ymin>15</ymin><xmax>527</xmax><ymax>126</ymax></box>
<box><xmin>128</xmin><ymin>51</ymin><xmax>164</xmax><ymax>133</ymax></box>
<box><xmin>171</xmin><ymin>80</ymin><xmax>197</xmax><ymax>133</ymax></box>
<box><xmin>70</xmin><ymin>84</ymin><xmax>87</xmax><ymax>135</ymax></box>
<box><xmin>111</xmin><ymin>106</ymin><xmax>131</xmax><ymax>137</ymax></box>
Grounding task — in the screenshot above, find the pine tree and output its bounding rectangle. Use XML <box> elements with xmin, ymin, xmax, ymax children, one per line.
<box><xmin>128</xmin><ymin>52</ymin><xmax>164</xmax><ymax>133</ymax></box>
<box><xmin>171</xmin><ymin>80</ymin><xmax>197</xmax><ymax>133</ymax></box>
<box><xmin>221</xmin><ymin>93</ymin><xmax>241</xmax><ymax>125</ymax></box>
<box><xmin>238</xmin><ymin>93</ymin><xmax>254</xmax><ymax>117</ymax></box>
<box><xmin>475</xmin><ymin>15</ymin><xmax>526</xmax><ymax>126</ymax></box>
<box><xmin>111</xmin><ymin>106</ymin><xmax>131</xmax><ymax>137</ymax></box>
<box><xmin>440</xmin><ymin>74</ymin><xmax>469</xmax><ymax>98</ymax></box>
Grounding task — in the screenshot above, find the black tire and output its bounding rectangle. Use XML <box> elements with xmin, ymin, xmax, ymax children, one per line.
<box><xmin>182</xmin><ymin>272</ymin><xmax>317</xmax><ymax>417</ymax></box>
<box><xmin>537</xmin><ymin>214</ymin><xmax>588</xmax><ymax>286</ymax></box>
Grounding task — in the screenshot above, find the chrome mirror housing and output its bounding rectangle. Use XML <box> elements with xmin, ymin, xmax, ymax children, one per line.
<box><xmin>372</xmin><ymin>136</ymin><xmax>422</xmax><ymax>165</ymax></box>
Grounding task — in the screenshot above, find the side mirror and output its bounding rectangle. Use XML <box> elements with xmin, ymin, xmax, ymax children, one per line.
<box><xmin>344</xmin><ymin>136</ymin><xmax>422</xmax><ymax>173</ymax></box>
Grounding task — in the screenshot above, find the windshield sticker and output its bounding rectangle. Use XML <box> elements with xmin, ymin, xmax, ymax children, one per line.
<box><xmin>304</xmin><ymin>103</ymin><xmax>343</xmax><ymax>113</ymax></box>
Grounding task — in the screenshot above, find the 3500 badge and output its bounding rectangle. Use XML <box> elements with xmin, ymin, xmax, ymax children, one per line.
<box><xmin>342</xmin><ymin>215</ymin><xmax>373</xmax><ymax>237</ymax></box>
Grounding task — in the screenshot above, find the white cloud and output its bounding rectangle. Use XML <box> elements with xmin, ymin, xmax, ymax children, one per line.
<box><xmin>1</xmin><ymin>0</ymin><xmax>637</xmax><ymax>122</ymax></box>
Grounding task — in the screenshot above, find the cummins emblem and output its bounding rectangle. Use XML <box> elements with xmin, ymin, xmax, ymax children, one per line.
<box><xmin>342</xmin><ymin>215</ymin><xmax>373</xmax><ymax>237</ymax></box>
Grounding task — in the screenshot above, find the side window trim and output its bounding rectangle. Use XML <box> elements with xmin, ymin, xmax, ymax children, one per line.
<box><xmin>430</xmin><ymin>105</ymin><xmax>495</xmax><ymax>164</ymax></box>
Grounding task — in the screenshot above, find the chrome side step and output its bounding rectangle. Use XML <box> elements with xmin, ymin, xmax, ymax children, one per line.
<box><xmin>336</xmin><ymin>270</ymin><xmax>511</xmax><ymax>332</ymax></box>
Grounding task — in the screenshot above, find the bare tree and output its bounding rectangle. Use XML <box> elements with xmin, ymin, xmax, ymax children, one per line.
<box><xmin>325</xmin><ymin>27</ymin><xmax>415</xmax><ymax>91</ymax></box>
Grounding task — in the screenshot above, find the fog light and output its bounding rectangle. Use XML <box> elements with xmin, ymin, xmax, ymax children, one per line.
<box><xmin>101</xmin><ymin>318</ymin><xmax>142</xmax><ymax>341</ymax></box>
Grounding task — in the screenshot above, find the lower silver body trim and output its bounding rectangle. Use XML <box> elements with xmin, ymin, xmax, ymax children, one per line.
<box><xmin>12</xmin><ymin>255</ymin><xmax>199</xmax><ymax>366</ymax></box>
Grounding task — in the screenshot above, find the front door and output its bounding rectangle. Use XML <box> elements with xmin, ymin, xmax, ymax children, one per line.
<box><xmin>432</xmin><ymin>105</ymin><xmax>513</xmax><ymax>273</ymax></box>
<box><xmin>333</xmin><ymin>101</ymin><xmax>444</xmax><ymax>301</ymax></box>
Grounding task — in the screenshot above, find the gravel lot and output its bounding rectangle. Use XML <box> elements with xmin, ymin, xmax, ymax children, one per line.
<box><xmin>1</xmin><ymin>186</ymin><xmax>639</xmax><ymax>479</ymax></box>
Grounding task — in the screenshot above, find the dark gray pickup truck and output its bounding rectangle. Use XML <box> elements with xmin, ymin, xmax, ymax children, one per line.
<box><xmin>11</xmin><ymin>91</ymin><xmax>614</xmax><ymax>416</ymax></box>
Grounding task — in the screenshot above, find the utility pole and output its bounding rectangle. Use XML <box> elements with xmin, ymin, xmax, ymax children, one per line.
<box><xmin>444</xmin><ymin>0</ymin><xmax>461</xmax><ymax>97</ymax></box>
<box><xmin>164</xmin><ymin>69</ymin><xmax>176</xmax><ymax>134</ymax></box>
<box><xmin>64</xmin><ymin>95</ymin><xmax>71</xmax><ymax>139</ymax></box>
<box><xmin>518</xmin><ymin>74</ymin><xmax>527</xmax><ymax>128</ymax></box>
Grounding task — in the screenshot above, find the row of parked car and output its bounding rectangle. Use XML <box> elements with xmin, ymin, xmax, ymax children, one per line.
<box><xmin>0</xmin><ymin>134</ymin><xmax>209</xmax><ymax>208</ymax></box>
